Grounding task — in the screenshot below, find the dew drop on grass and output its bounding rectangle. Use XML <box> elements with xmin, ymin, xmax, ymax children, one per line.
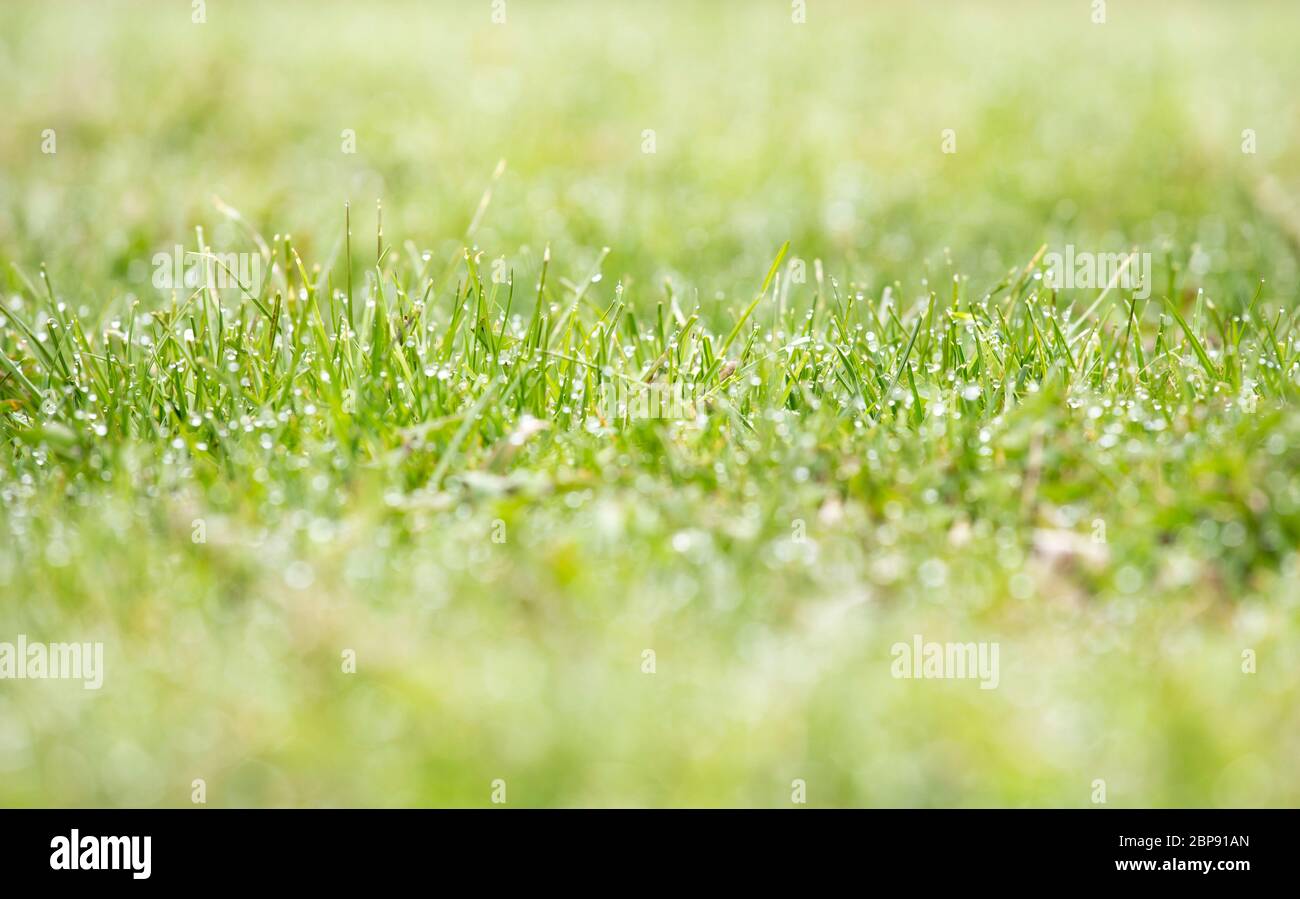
<box><xmin>918</xmin><ymin>558</ymin><xmax>947</xmax><ymax>588</ymax></box>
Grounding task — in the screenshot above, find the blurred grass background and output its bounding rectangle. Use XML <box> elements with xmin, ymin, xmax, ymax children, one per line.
<box><xmin>3</xmin><ymin>1</ymin><xmax>1299</xmax><ymax>305</ymax></box>
<box><xmin>1</xmin><ymin>0</ymin><xmax>1299</xmax><ymax>806</ymax></box>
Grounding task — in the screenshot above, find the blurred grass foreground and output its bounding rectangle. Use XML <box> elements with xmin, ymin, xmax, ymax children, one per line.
<box><xmin>1</xmin><ymin>1</ymin><xmax>1299</xmax><ymax>806</ymax></box>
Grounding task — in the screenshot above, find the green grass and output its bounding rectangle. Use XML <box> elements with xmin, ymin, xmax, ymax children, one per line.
<box><xmin>2</xmin><ymin>0</ymin><xmax>1300</xmax><ymax>807</ymax></box>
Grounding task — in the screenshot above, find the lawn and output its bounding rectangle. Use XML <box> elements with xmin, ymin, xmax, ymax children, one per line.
<box><xmin>1</xmin><ymin>0</ymin><xmax>1298</xmax><ymax>807</ymax></box>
